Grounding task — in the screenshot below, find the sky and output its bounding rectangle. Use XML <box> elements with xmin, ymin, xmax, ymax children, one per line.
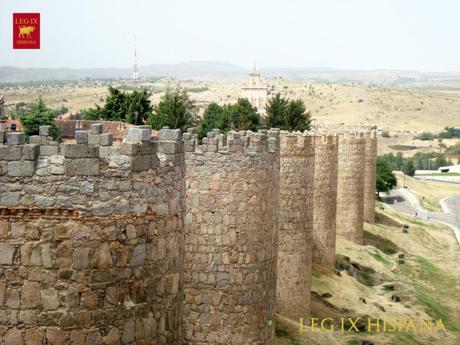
<box><xmin>0</xmin><ymin>0</ymin><xmax>459</xmax><ymax>72</ymax></box>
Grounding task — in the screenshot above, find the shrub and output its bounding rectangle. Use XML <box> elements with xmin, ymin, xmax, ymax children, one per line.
<box><xmin>19</xmin><ymin>97</ymin><xmax>60</xmax><ymax>139</ymax></box>
<box><xmin>414</xmin><ymin>132</ymin><xmax>436</xmax><ymax>141</ymax></box>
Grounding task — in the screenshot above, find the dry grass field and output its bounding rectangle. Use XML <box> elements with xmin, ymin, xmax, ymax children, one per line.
<box><xmin>276</xmin><ymin>204</ymin><xmax>460</xmax><ymax>345</ymax></box>
<box><xmin>2</xmin><ymin>79</ymin><xmax>460</xmax><ymax>156</ymax></box>
<box><xmin>2</xmin><ymin>79</ymin><xmax>460</xmax><ymax>129</ymax></box>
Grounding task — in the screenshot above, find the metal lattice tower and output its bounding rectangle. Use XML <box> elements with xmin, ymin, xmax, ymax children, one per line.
<box><xmin>133</xmin><ymin>36</ymin><xmax>139</xmax><ymax>83</ymax></box>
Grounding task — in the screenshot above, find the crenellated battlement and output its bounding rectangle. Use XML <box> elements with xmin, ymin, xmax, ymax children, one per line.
<box><xmin>183</xmin><ymin>128</ymin><xmax>280</xmax><ymax>154</ymax></box>
<box><xmin>311</xmin><ymin>131</ymin><xmax>338</xmax><ymax>145</ymax></box>
<box><xmin>0</xmin><ymin>124</ymin><xmax>183</xmax><ymax>179</ymax></box>
<box><xmin>0</xmin><ymin>123</ymin><xmax>186</xmax><ymax>344</ymax></box>
<box><xmin>339</xmin><ymin>130</ymin><xmax>365</xmax><ymax>140</ymax></box>
<box><xmin>0</xmin><ymin>124</ymin><xmax>185</xmax><ymax>218</ymax></box>
<box><xmin>279</xmin><ymin>131</ymin><xmax>315</xmax><ymax>157</ymax></box>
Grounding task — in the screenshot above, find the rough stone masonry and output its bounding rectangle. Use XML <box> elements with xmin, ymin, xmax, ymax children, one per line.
<box><xmin>277</xmin><ymin>132</ymin><xmax>314</xmax><ymax>321</ymax></box>
<box><xmin>336</xmin><ymin>130</ymin><xmax>367</xmax><ymax>244</ymax></box>
<box><xmin>0</xmin><ymin>122</ymin><xmax>376</xmax><ymax>344</ymax></box>
<box><xmin>0</xmin><ymin>125</ymin><xmax>185</xmax><ymax>344</ymax></box>
<box><xmin>312</xmin><ymin>131</ymin><xmax>338</xmax><ymax>267</ymax></box>
<box><xmin>363</xmin><ymin>129</ymin><xmax>378</xmax><ymax>223</ymax></box>
<box><xmin>182</xmin><ymin>129</ymin><xmax>280</xmax><ymax>345</ymax></box>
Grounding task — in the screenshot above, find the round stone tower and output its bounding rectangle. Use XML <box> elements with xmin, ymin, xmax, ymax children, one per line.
<box><xmin>0</xmin><ymin>125</ymin><xmax>186</xmax><ymax>344</ymax></box>
<box><xmin>363</xmin><ymin>129</ymin><xmax>378</xmax><ymax>223</ymax></box>
<box><xmin>183</xmin><ymin>129</ymin><xmax>280</xmax><ymax>345</ymax></box>
<box><xmin>312</xmin><ymin>132</ymin><xmax>338</xmax><ymax>266</ymax></box>
<box><xmin>336</xmin><ymin>131</ymin><xmax>366</xmax><ymax>244</ymax></box>
<box><xmin>276</xmin><ymin>132</ymin><xmax>314</xmax><ymax>320</ymax></box>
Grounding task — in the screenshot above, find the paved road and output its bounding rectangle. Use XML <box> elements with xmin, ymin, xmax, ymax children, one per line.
<box><xmin>415</xmin><ymin>175</ymin><xmax>460</xmax><ymax>184</ymax></box>
<box><xmin>444</xmin><ymin>196</ymin><xmax>460</xmax><ymax>230</ymax></box>
<box><xmin>381</xmin><ymin>188</ymin><xmax>460</xmax><ymax>245</ymax></box>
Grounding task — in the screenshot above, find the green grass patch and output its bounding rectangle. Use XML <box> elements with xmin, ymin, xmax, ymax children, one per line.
<box><xmin>411</xmin><ymin>219</ymin><xmax>427</xmax><ymax>226</ymax></box>
<box><xmin>275</xmin><ymin>328</ymin><xmax>290</xmax><ymax>337</ymax></box>
<box><xmin>414</xmin><ymin>256</ymin><xmax>446</xmax><ymax>283</ymax></box>
<box><xmin>275</xmin><ymin>328</ymin><xmax>302</xmax><ymax>345</ymax></box>
<box><xmin>345</xmin><ymin>339</ymin><xmax>360</xmax><ymax>345</ymax></box>
<box><xmin>399</xmin><ymin>255</ymin><xmax>459</xmax><ymax>332</ymax></box>
<box><xmin>312</xmin><ymin>275</ymin><xmax>328</xmax><ymax>289</ymax></box>
<box><xmin>364</xmin><ymin>230</ymin><xmax>401</xmax><ymax>254</ymax></box>
<box><xmin>389</xmin><ymin>144</ymin><xmax>419</xmax><ymax>151</ymax></box>
<box><xmin>414</xmin><ymin>289</ymin><xmax>454</xmax><ymax>329</ymax></box>
<box><xmin>375</xmin><ymin>212</ymin><xmax>402</xmax><ymax>228</ymax></box>
<box><xmin>357</xmin><ymin>266</ymin><xmax>376</xmax><ymax>287</ymax></box>
<box><xmin>369</xmin><ymin>252</ymin><xmax>392</xmax><ymax>265</ymax></box>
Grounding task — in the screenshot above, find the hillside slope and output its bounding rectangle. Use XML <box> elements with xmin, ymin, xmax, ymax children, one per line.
<box><xmin>276</xmin><ymin>204</ymin><xmax>460</xmax><ymax>345</ymax></box>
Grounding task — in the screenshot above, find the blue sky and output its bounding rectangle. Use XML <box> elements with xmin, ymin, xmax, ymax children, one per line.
<box><xmin>1</xmin><ymin>0</ymin><xmax>459</xmax><ymax>71</ymax></box>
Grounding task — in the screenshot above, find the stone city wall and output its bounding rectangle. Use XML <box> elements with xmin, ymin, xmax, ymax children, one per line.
<box><xmin>0</xmin><ymin>119</ymin><xmax>378</xmax><ymax>344</ymax></box>
<box><xmin>336</xmin><ymin>131</ymin><xmax>366</xmax><ymax>244</ymax></box>
<box><xmin>183</xmin><ymin>129</ymin><xmax>280</xmax><ymax>345</ymax></box>
<box><xmin>56</xmin><ymin>120</ymin><xmax>136</xmax><ymax>142</ymax></box>
<box><xmin>0</xmin><ymin>125</ymin><xmax>185</xmax><ymax>344</ymax></box>
<box><xmin>277</xmin><ymin>132</ymin><xmax>314</xmax><ymax>321</ymax></box>
<box><xmin>312</xmin><ymin>132</ymin><xmax>338</xmax><ymax>266</ymax></box>
<box><xmin>363</xmin><ymin>130</ymin><xmax>378</xmax><ymax>223</ymax></box>
<box><xmin>0</xmin><ymin>120</ymin><xmax>135</xmax><ymax>143</ymax></box>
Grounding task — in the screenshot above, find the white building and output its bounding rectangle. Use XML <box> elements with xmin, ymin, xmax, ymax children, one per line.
<box><xmin>437</xmin><ymin>164</ymin><xmax>460</xmax><ymax>173</ymax></box>
<box><xmin>241</xmin><ymin>68</ymin><xmax>267</xmax><ymax>115</ymax></box>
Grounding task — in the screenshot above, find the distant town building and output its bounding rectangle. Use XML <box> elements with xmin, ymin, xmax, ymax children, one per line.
<box><xmin>438</xmin><ymin>164</ymin><xmax>460</xmax><ymax>173</ymax></box>
<box><xmin>133</xmin><ymin>36</ymin><xmax>139</xmax><ymax>83</ymax></box>
<box><xmin>0</xmin><ymin>95</ymin><xmax>4</xmax><ymax>120</ymax></box>
<box><xmin>241</xmin><ymin>65</ymin><xmax>267</xmax><ymax>115</ymax></box>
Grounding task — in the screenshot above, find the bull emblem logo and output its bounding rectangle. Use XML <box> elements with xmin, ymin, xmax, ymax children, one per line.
<box><xmin>18</xmin><ymin>26</ymin><xmax>35</xmax><ymax>39</ymax></box>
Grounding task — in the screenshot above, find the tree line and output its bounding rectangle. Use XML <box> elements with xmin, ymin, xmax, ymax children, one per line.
<box><xmin>378</xmin><ymin>152</ymin><xmax>452</xmax><ymax>176</ymax></box>
<box><xmin>414</xmin><ymin>127</ymin><xmax>460</xmax><ymax>141</ymax></box>
<box><xmin>14</xmin><ymin>87</ymin><xmax>407</xmax><ymax>197</ymax></box>
<box><xmin>78</xmin><ymin>86</ymin><xmax>312</xmax><ymax>137</ymax></box>
<box><xmin>375</xmin><ymin>150</ymin><xmax>454</xmax><ymax>194</ymax></box>
<box><xmin>14</xmin><ymin>86</ymin><xmax>312</xmax><ymax>140</ymax></box>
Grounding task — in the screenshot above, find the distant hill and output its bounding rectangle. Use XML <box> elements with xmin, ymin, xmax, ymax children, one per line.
<box><xmin>1</xmin><ymin>61</ymin><xmax>460</xmax><ymax>88</ymax></box>
<box><xmin>0</xmin><ymin>61</ymin><xmax>246</xmax><ymax>82</ymax></box>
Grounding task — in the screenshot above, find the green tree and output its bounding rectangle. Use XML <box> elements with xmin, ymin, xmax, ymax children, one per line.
<box><xmin>403</xmin><ymin>159</ymin><xmax>415</xmax><ymax>177</ymax></box>
<box><xmin>284</xmin><ymin>99</ymin><xmax>311</xmax><ymax>131</ymax></box>
<box><xmin>20</xmin><ymin>97</ymin><xmax>60</xmax><ymax>139</ymax></box>
<box><xmin>127</xmin><ymin>90</ymin><xmax>153</xmax><ymax>125</ymax></box>
<box><xmin>83</xmin><ymin>87</ymin><xmax>153</xmax><ymax>124</ymax></box>
<box><xmin>226</xmin><ymin>98</ymin><xmax>261</xmax><ymax>131</ymax></box>
<box><xmin>264</xmin><ymin>93</ymin><xmax>288</xmax><ymax>129</ymax></box>
<box><xmin>81</xmin><ymin>106</ymin><xmax>103</xmax><ymax>120</ymax></box>
<box><xmin>263</xmin><ymin>93</ymin><xmax>311</xmax><ymax>131</ymax></box>
<box><xmin>147</xmin><ymin>87</ymin><xmax>196</xmax><ymax>132</ymax></box>
<box><xmin>52</xmin><ymin>105</ymin><xmax>69</xmax><ymax>117</ymax></box>
<box><xmin>376</xmin><ymin>156</ymin><xmax>397</xmax><ymax>193</ymax></box>
<box><xmin>198</xmin><ymin>102</ymin><xmax>229</xmax><ymax>138</ymax></box>
<box><xmin>12</xmin><ymin>102</ymin><xmax>32</xmax><ymax>119</ymax></box>
<box><xmin>197</xmin><ymin>98</ymin><xmax>262</xmax><ymax>138</ymax></box>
